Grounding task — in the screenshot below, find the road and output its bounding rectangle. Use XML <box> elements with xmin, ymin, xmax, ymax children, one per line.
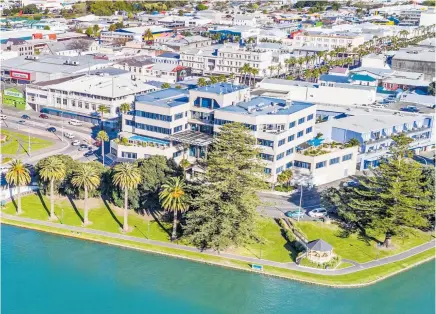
<box><xmin>1</xmin><ymin>108</ymin><xmax>99</xmax><ymax>164</ymax></box>
<box><xmin>1</xmin><ymin>212</ymin><xmax>434</xmax><ymax>278</ymax></box>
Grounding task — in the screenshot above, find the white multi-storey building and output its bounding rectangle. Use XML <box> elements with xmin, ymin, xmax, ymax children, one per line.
<box><xmin>292</xmin><ymin>31</ymin><xmax>365</xmax><ymax>50</ymax></box>
<box><xmin>25</xmin><ymin>72</ymin><xmax>157</xmax><ymax>126</ymax></box>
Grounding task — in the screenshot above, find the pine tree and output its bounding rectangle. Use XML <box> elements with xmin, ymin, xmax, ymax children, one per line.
<box><xmin>184</xmin><ymin>123</ymin><xmax>266</xmax><ymax>252</ymax></box>
<box><xmin>323</xmin><ymin>134</ymin><xmax>433</xmax><ymax>247</ymax></box>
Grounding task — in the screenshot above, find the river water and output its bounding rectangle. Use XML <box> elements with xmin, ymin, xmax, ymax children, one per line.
<box><xmin>1</xmin><ymin>225</ymin><xmax>435</xmax><ymax>314</ymax></box>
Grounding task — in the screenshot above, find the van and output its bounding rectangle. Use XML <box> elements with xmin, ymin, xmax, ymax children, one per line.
<box><xmin>68</xmin><ymin>119</ymin><xmax>83</xmax><ymax>126</ymax></box>
<box><xmin>64</xmin><ymin>132</ymin><xmax>75</xmax><ymax>139</ymax></box>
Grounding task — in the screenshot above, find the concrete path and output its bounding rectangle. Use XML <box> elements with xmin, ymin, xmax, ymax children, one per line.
<box><xmin>1</xmin><ymin>212</ymin><xmax>434</xmax><ymax>276</ymax></box>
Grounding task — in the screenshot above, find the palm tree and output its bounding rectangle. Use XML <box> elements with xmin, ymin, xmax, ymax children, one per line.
<box><xmin>143</xmin><ymin>28</ymin><xmax>154</xmax><ymax>43</ymax></box>
<box><xmin>97</xmin><ymin>105</ymin><xmax>110</xmax><ymax>130</ymax></box>
<box><xmin>276</xmin><ymin>62</ymin><xmax>283</xmax><ymax>78</ymax></box>
<box><xmin>159</xmin><ymin>177</ymin><xmax>189</xmax><ymax>241</ymax></box>
<box><xmin>71</xmin><ymin>163</ymin><xmax>100</xmax><ymax>225</ymax></box>
<box><xmin>96</xmin><ymin>130</ymin><xmax>109</xmax><ymax>166</ymax></box>
<box><xmin>250</xmin><ymin>68</ymin><xmax>259</xmax><ymax>87</ymax></box>
<box><xmin>161</xmin><ymin>82</ymin><xmax>171</xmax><ymax>89</ymax></box>
<box><xmin>268</xmin><ymin>65</ymin><xmax>276</xmax><ymax>78</ymax></box>
<box><xmin>112</xmin><ymin>162</ymin><xmax>141</xmax><ymax>232</ymax></box>
<box><xmin>5</xmin><ymin>159</ymin><xmax>31</xmax><ymax>215</ymax></box>
<box><xmin>240</xmin><ymin>63</ymin><xmax>251</xmax><ymax>84</ymax></box>
<box><xmin>119</xmin><ymin>103</ymin><xmax>131</xmax><ymax>115</ymax></box>
<box><xmin>38</xmin><ymin>157</ymin><xmax>66</xmax><ymax>220</ymax></box>
<box><xmin>296</xmin><ymin>58</ymin><xmax>305</xmax><ymax>78</ymax></box>
<box><xmin>197</xmin><ymin>78</ymin><xmax>207</xmax><ymax>87</ymax></box>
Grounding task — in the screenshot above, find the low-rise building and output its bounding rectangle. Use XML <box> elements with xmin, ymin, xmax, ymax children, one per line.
<box><xmin>292</xmin><ymin>31</ymin><xmax>365</xmax><ymax>50</ymax></box>
<box><xmin>391</xmin><ymin>48</ymin><xmax>435</xmax><ymax>80</ymax></box>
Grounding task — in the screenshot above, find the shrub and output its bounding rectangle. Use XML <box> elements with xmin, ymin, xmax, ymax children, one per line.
<box><xmin>274</xmin><ymin>185</ymin><xmax>293</xmax><ymax>192</ymax></box>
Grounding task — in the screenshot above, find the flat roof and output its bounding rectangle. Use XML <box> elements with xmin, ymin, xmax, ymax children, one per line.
<box><xmin>168</xmin><ymin>130</ymin><xmax>213</xmax><ymax>146</ymax></box>
<box><xmin>260</xmin><ymin>78</ymin><xmax>316</xmax><ymax>88</ymax></box>
<box><xmin>218</xmin><ymin>96</ymin><xmax>314</xmax><ymax>116</ymax></box>
<box><xmin>1</xmin><ymin>54</ymin><xmax>112</xmax><ymax>75</ymax></box>
<box><xmin>135</xmin><ymin>88</ymin><xmax>189</xmax><ymax>108</ymax></box>
<box><xmin>194</xmin><ymin>83</ymin><xmax>248</xmax><ymax>95</ymax></box>
<box><xmin>49</xmin><ymin>74</ymin><xmax>156</xmax><ymax>98</ymax></box>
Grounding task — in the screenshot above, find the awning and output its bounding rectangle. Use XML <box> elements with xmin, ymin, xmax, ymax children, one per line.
<box><xmin>167</xmin><ymin>131</ymin><xmax>213</xmax><ymax>147</ymax></box>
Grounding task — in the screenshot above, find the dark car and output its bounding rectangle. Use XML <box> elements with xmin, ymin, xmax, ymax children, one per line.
<box><xmin>84</xmin><ymin>151</ymin><xmax>94</xmax><ymax>157</ymax></box>
<box><xmin>21</xmin><ymin>114</ymin><xmax>31</xmax><ymax>120</ymax></box>
<box><xmin>39</xmin><ymin>113</ymin><xmax>49</xmax><ymax>119</ymax></box>
<box><xmin>47</xmin><ymin>127</ymin><xmax>56</xmax><ymax>132</ymax></box>
<box><xmin>400</xmin><ymin>106</ymin><xmax>419</xmax><ymax>113</ymax></box>
<box><xmin>18</xmin><ymin>120</ymin><xmax>26</xmax><ymax>124</ymax></box>
<box><xmin>79</xmin><ymin>144</ymin><xmax>88</xmax><ymax>149</ymax></box>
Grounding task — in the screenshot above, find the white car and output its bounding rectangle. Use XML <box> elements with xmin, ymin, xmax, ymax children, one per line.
<box><xmin>71</xmin><ymin>140</ymin><xmax>81</xmax><ymax>146</ymax></box>
<box><xmin>0</xmin><ymin>115</ymin><xmax>7</xmax><ymax>120</ymax></box>
<box><xmin>64</xmin><ymin>132</ymin><xmax>75</xmax><ymax>139</ymax></box>
<box><xmin>68</xmin><ymin>119</ymin><xmax>83</xmax><ymax>126</ymax></box>
<box><xmin>308</xmin><ymin>208</ymin><xmax>327</xmax><ymax>218</ymax></box>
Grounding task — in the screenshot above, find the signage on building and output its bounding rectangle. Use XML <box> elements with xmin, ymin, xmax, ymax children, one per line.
<box><xmin>10</xmin><ymin>70</ymin><xmax>31</xmax><ymax>80</ymax></box>
<box><xmin>4</xmin><ymin>89</ymin><xmax>23</xmax><ymax>98</ymax></box>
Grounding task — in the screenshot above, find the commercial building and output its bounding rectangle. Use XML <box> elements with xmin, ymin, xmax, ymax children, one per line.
<box><xmin>391</xmin><ymin>48</ymin><xmax>435</xmax><ymax>80</ymax></box>
<box><xmin>100</xmin><ymin>26</ymin><xmax>173</xmax><ymax>44</ymax></box>
<box><xmin>292</xmin><ymin>31</ymin><xmax>365</xmax><ymax>49</ymax></box>
<box><xmin>25</xmin><ymin>72</ymin><xmax>157</xmax><ymax>127</ymax></box>
<box><xmin>109</xmin><ymin>83</ymin><xmax>355</xmax><ymax>184</ymax></box>
<box><xmin>1</xmin><ymin>54</ymin><xmax>113</xmax><ymax>84</ymax></box>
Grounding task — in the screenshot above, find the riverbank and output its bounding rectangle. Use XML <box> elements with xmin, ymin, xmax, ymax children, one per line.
<box><xmin>2</xmin><ymin>215</ymin><xmax>434</xmax><ymax>288</ymax></box>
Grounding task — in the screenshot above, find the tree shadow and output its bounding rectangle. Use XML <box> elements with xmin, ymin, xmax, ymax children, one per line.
<box><xmin>149</xmin><ymin>209</ymin><xmax>172</xmax><ymax>238</ymax></box>
<box><xmin>102</xmin><ymin>195</ymin><xmax>122</xmax><ymax>228</ymax></box>
<box><xmin>66</xmin><ymin>194</ymin><xmax>83</xmax><ymax>223</ymax></box>
<box><xmin>36</xmin><ymin>190</ymin><xmax>50</xmax><ymax>216</ymax></box>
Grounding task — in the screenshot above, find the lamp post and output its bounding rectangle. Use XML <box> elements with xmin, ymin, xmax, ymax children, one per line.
<box><xmin>291</xmin><ymin>172</ymin><xmax>314</xmax><ymax>222</ymax></box>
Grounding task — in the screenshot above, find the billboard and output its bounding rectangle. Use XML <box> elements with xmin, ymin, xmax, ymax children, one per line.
<box><xmin>10</xmin><ymin>70</ymin><xmax>31</xmax><ymax>81</ymax></box>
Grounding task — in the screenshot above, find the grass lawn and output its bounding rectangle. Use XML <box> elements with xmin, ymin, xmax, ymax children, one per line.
<box><xmin>3</xmin><ymin>194</ymin><xmax>172</xmax><ymax>242</ymax></box>
<box><xmin>231</xmin><ymin>218</ymin><xmax>295</xmax><ymax>263</ymax></box>
<box><xmin>336</xmin><ymin>262</ymin><xmax>354</xmax><ymax>269</ymax></box>
<box><xmin>0</xmin><ymin>130</ymin><xmax>54</xmax><ymax>155</ymax></box>
<box><xmin>295</xmin><ymin>221</ymin><xmax>433</xmax><ymax>263</ymax></box>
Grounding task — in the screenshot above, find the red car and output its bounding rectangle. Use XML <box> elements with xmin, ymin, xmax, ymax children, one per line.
<box><xmin>39</xmin><ymin>113</ymin><xmax>49</xmax><ymax>119</ymax></box>
<box><xmin>93</xmin><ymin>140</ymin><xmax>102</xmax><ymax>147</ymax></box>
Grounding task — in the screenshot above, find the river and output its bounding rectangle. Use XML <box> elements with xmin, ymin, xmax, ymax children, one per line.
<box><xmin>1</xmin><ymin>225</ymin><xmax>435</xmax><ymax>314</ymax></box>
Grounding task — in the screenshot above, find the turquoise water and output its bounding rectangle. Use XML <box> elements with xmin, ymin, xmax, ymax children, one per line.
<box><xmin>1</xmin><ymin>225</ymin><xmax>435</xmax><ymax>314</ymax></box>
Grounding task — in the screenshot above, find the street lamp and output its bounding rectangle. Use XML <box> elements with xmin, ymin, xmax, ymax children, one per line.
<box><xmin>291</xmin><ymin>171</ymin><xmax>314</xmax><ymax>222</ymax></box>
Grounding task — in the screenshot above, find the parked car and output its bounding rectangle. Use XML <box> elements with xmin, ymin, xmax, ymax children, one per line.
<box><xmin>21</xmin><ymin>114</ymin><xmax>30</xmax><ymax>120</ymax></box>
<box><xmin>308</xmin><ymin>208</ymin><xmax>328</xmax><ymax>218</ymax></box>
<box><xmin>285</xmin><ymin>210</ymin><xmax>305</xmax><ymax>219</ymax></box>
<box><xmin>0</xmin><ymin>115</ymin><xmax>7</xmax><ymax>120</ymax></box>
<box><xmin>84</xmin><ymin>151</ymin><xmax>94</xmax><ymax>157</ymax></box>
<box><xmin>68</xmin><ymin>119</ymin><xmax>83</xmax><ymax>126</ymax></box>
<box><xmin>93</xmin><ymin>140</ymin><xmax>102</xmax><ymax>147</ymax></box>
<box><xmin>401</xmin><ymin>106</ymin><xmax>419</xmax><ymax>113</ymax></box>
<box><xmin>343</xmin><ymin>180</ymin><xmax>359</xmax><ymax>187</ymax></box>
<box><xmin>17</xmin><ymin>120</ymin><xmax>26</xmax><ymax>124</ymax></box>
<box><xmin>64</xmin><ymin>132</ymin><xmax>75</xmax><ymax>139</ymax></box>
<box><xmin>39</xmin><ymin>114</ymin><xmax>49</xmax><ymax>119</ymax></box>
<box><xmin>71</xmin><ymin>140</ymin><xmax>81</xmax><ymax>146</ymax></box>
<box><xmin>79</xmin><ymin>144</ymin><xmax>88</xmax><ymax>149</ymax></box>
<box><xmin>47</xmin><ymin>127</ymin><xmax>56</xmax><ymax>132</ymax></box>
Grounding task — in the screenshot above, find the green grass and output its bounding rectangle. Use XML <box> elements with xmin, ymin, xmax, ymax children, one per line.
<box><xmin>231</xmin><ymin>218</ymin><xmax>294</xmax><ymax>262</ymax></box>
<box><xmin>2</xmin><ymin>217</ymin><xmax>434</xmax><ymax>287</ymax></box>
<box><xmin>1</xmin><ymin>130</ymin><xmax>54</xmax><ymax>155</ymax></box>
<box><xmin>295</xmin><ymin>221</ymin><xmax>433</xmax><ymax>263</ymax></box>
<box><xmin>3</xmin><ymin>194</ymin><xmax>172</xmax><ymax>242</ymax></box>
<box><xmin>336</xmin><ymin>262</ymin><xmax>354</xmax><ymax>269</ymax></box>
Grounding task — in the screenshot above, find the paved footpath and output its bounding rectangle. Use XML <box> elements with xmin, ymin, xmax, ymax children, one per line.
<box><xmin>1</xmin><ymin>212</ymin><xmax>434</xmax><ymax>276</ymax></box>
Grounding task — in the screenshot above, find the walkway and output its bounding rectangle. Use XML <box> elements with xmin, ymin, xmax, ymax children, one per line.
<box><xmin>1</xmin><ymin>213</ymin><xmax>434</xmax><ymax>276</ymax></box>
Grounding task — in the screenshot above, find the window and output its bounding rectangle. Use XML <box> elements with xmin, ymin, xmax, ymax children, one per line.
<box><xmin>173</xmin><ymin>151</ymin><xmax>182</xmax><ymax>158</ymax></box>
<box><xmin>277</xmin><ymin>152</ymin><xmax>284</xmax><ymax>160</ymax></box>
<box><xmin>71</xmin><ymin>100</ymin><xmax>76</xmax><ymax>107</ymax></box>
<box><xmin>121</xmin><ymin>152</ymin><xmax>137</xmax><ymax>159</ymax></box>
<box><xmin>297</xmin><ymin>131</ymin><xmax>304</xmax><ymax>138</ymax></box>
<box><xmin>342</xmin><ymin>153</ymin><xmax>353</xmax><ymax>161</ymax></box>
<box><xmin>62</xmin><ymin>99</ymin><xmax>67</xmax><ymax>105</ymax></box>
<box><xmin>56</xmin><ymin>97</ymin><xmax>61</xmax><ymax>104</ymax></box>
<box><xmin>289</xmin><ymin>121</ymin><xmax>296</xmax><ymax>128</ymax></box>
<box><xmin>278</xmin><ymin>139</ymin><xmax>286</xmax><ymax>146</ymax></box>
<box><xmin>294</xmin><ymin>161</ymin><xmax>311</xmax><ymax>169</ymax></box>
<box><xmin>173</xmin><ymin>125</ymin><xmax>183</xmax><ymax>133</ymax></box>
<box><xmin>330</xmin><ymin>157</ymin><xmax>340</xmax><ymax>165</ymax></box>
<box><xmin>92</xmin><ymin>104</ymin><xmax>96</xmax><ymax>111</ymax></box>
<box><xmin>85</xmin><ymin>103</ymin><xmax>89</xmax><ymax>109</ymax></box>
<box><xmin>174</xmin><ymin>112</ymin><xmax>184</xmax><ymax>120</ymax></box>
<box><xmin>135</xmin><ymin>110</ymin><xmax>172</xmax><ymax>122</ymax></box>
<box><xmin>286</xmin><ymin>162</ymin><xmax>292</xmax><ymax>169</ymax></box>
<box><xmin>298</xmin><ymin>117</ymin><xmax>305</xmax><ymax>125</ymax></box>
<box><xmin>258</xmin><ymin>138</ymin><xmax>274</xmax><ymax>147</ymax></box>
<box><xmin>259</xmin><ymin>153</ymin><xmax>274</xmax><ymax>161</ymax></box>
<box><xmin>316</xmin><ymin>161</ymin><xmax>326</xmax><ymax>169</ymax></box>
<box><xmin>264</xmin><ymin>168</ymin><xmax>272</xmax><ymax>175</ymax></box>
<box><xmin>286</xmin><ymin>148</ymin><xmax>294</xmax><ymax>155</ymax></box>
<box><xmin>307</xmin><ymin>114</ymin><xmax>314</xmax><ymax>121</ymax></box>
<box><xmin>288</xmin><ymin>134</ymin><xmax>295</xmax><ymax>142</ymax></box>
<box><xmin>306</xmin><ymin>127</ymin><xmax>312</xmax><ymax>134</ymax></box>
<box><xmin>78</xmin><ymin>101</ymin><xmax>82</xmax><ymax>108</ymax></box>
<box><xmin>276</xmin><ymin>166</ymin><xmax>283</xmax><ymax>174</ymax></box>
